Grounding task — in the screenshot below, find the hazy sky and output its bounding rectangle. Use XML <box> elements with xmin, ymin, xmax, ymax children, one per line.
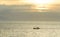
<box><xmin>0</xmin><ymin>0</ymin><xmax>60</xmax><ymax>5</ymax></box>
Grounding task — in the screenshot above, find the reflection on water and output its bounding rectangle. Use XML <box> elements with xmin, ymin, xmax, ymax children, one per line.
<box><xmin>0</xmin><ymin>21</ymin><xmax>60</xmax><ymax>37</ymax></box>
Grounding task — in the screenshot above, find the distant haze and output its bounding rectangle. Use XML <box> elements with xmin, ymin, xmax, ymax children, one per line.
<box><xmin>0</xmin><ymin>0</ymin><xmax>60</xmax><ymax>5</ymax></box>
<box><xmin>0</xmin><ymin>4</ymin><xmax>60</xmax><ymax>21</ymax></box>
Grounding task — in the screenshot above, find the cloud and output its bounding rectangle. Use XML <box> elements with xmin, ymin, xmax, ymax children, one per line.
<box><xmin>0</xmin><ymin>0</ymin><xmax>24</xmax><ymax>5</ymax></box>
<box><xmin>0</xmin><ymin>0</ymin><xmax>60</xmax><ymax>5</ymax></box>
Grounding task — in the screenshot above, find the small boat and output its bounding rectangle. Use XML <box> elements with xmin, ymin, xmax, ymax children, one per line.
<box><xmin>33</xmin><ymin>27</ymin><xmax>40</xmax><ymax>29</ymax></box>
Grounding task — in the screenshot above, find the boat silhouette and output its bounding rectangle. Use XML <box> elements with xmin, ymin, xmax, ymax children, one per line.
<box><xmin>33</xmin><ymin>27</ymin><xmax>40</xmax><ymax>29</ymax></box>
